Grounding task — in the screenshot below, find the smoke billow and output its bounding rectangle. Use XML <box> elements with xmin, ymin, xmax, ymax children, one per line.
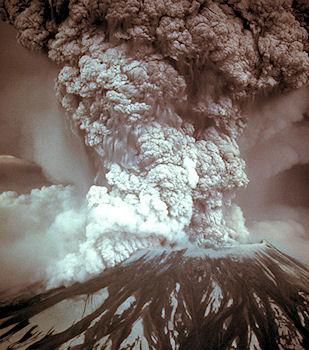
<box><xmin>0</xmin><ymin>0</ymin><xmax>308</xmax><ymax>291</ymax></box>
<box><xmin>0</xmin><ymin>186</ymin><xmax>85</xmax><ymax>292</ymax></box>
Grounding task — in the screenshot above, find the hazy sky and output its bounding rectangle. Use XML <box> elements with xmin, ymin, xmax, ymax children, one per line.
<box><xmin>0</xmin><ymin>23</ymin><xmax>94</xmax><ymax>191</ymax></box>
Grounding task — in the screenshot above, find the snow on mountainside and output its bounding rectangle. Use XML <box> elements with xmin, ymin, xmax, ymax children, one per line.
<box><xmin>0</xmin><ymin>241</ymin><xmax>308</xmax><ymax>350</ymax></box>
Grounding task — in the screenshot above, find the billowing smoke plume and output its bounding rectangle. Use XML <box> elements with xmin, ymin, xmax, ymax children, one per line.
<box><xmin>0</xmin><ymin>0</ymin><xmax>308</xmax><ymax>290</ymax></box>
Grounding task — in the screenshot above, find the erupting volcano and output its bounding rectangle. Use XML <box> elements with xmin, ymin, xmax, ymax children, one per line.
<box><xmin>1</xmin><ymin>243</ymin><xmax>309</xmax><ymax>349</ymax></box>
<box><xmin>0</xmin><ymin>0</ymin><xmax>308</xmax><ymax>349</ymax></box>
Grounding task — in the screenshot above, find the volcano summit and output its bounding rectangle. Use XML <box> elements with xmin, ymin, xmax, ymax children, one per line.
<box><xmin>0</xmin><ymin>242</ymin><xmax>308</xmax><ymax>349</ymax></box>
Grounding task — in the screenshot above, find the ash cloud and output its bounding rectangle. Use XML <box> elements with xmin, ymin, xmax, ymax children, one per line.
<box><xmin>0</xmin><ymin>0</ymin><xmax>308</xmax><ymax>289</ymax></box>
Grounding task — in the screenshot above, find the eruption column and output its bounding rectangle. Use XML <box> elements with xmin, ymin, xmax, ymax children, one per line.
<box><xmin>0</xmin><ymin>0</ymin><xmax>308</xmax><ymax>287</ymax></box>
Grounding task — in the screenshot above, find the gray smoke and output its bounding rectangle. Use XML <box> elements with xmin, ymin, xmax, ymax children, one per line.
<box><xmin>237</xmin><ymin>87</ymin><xmax>309</xmax><ymax>264</ymax></box>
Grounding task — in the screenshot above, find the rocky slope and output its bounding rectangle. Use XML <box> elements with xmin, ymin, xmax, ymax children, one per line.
<box><xmin>0</xmin><ymin>242</ymin><xmax>308</xmax><ymax>350</ymax></box>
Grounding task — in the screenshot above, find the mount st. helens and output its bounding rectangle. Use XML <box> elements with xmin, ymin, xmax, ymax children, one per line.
<box><xmin>0</xmin><ymin>2</ymin><xmax>309</xmax><ymax>349</ymax></box>
<box><xmin>0</xmin><ymin>242</ymin><xmax>308</xmax><ymax>349</ymax></box>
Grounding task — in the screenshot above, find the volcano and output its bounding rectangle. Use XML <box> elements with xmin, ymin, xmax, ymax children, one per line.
<box><xmin>1</xmin><ymin>1</ymin><xmax>309</xmax><ymax>349</ymax></box>
<box><xmin>0</xmin><ymin>242</ymin><xmax>308</xmax><ymax>350</ymax></box>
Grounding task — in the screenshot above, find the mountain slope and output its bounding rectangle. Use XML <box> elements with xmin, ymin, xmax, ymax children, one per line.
<box><xmin>0</xmin><ymin>242</ymin><xmax>308</xmax><ymax>350</ymax></box>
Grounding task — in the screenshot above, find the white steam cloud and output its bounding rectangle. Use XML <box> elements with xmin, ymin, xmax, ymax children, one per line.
<box><xmin>0</xmin><ymin>186</ymin><xmax>84</xmax><ymax>292</ymax></box>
